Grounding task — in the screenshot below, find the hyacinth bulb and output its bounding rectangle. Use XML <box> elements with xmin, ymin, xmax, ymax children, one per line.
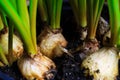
<box><xmin>18</xmin><ymin>47</ymin><xmax>56</xmax><ymax>80</ymax></box>
<box><xmin>0</xmin><ymin>32</ymin><xmax>23</xmax><ymax>64</ymax></box>
<box><xmin>81</xmin><ymin>47</ymin><xmax>119</xmax><ymax>80</ymax></box>
<box><xmin>38</xmin><ymin>28</ymin><xmax>67</xmax><ymax>59</ymax></box>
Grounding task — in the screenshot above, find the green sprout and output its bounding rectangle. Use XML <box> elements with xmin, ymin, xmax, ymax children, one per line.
<box><xmin>87</xmin><ymin>0</ymin><xmax>104</xmax><ymax>40</ymax></box>
<box><xmin>69</xmin><ymin>0</ymin><xmax>87</xmax><ymax>27</ymax></box>
<box><xmin>38</xmin><ymin>0</ymin><xmax>48</xmax><ymax>23</ymax></box>
<box><xmin>0</xmin><ymin>14</ymin><xmax>4</xmax><ymax>30</ymax></box>
<box><xmin>0</xmin><ymin>0</ymin><xmax>38</xmax><ymax>56</ymax></box>
<box><xmin>38</xmin><ymin>0</ymin><xmax>63</xmax><ymax>29</ymax></box>
<box><xmin>108</xmin><ymin>0</ymin><xmax>120</xmax><ymax>47</ymax></box>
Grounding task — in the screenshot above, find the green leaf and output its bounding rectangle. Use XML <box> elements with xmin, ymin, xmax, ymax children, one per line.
<box><xmin>55</xmin><ymin>0</ymin><xmax>63</xmax><ymax>28</ymax></box>
<box><xmin>87</xmin><ymin>0</ymin><xmax>94</xmax><ymax>39</ymax></box>
<box><xmin>16</xmin><ymin>0</ymin><xmax>30</xmax><ymax>35</ymax></box>
<box><xmin>50</xmin><ymin>0</ymin><xmax>56</xmax><ymax>29</ymax></box>
<box><xmin>8</xmin><ymin>20</ymin><xmax>14</xmax><ymax>65</ymax></box>
<box><xmin>29</xmin><ymin>0</ymin><xmax>38</xmax><ymax>54</ymax></box>
<box><xmin>78</xmin><ymin>0</ymin><xmax>87</xmax><ymax>27</ymax></box>
<box><xmin>0</xmin><ymin>0</ymin><xmax>37</xmax><ymax>55</ymax></box>
<box><xmin>87</xmin><ymin>0</ymin><xmax>104</xmax><ymax>40</ymax></box>
<box><xmin>0</xmin><ymin>15</ymin><xmax>4</xmax><ymax>31</ymax></box>
<box><xmin>38</xmin><ymin>0</ymin><xmax>48</xmax><ymax>23</ymax></box>
<box><xmin>108</xmin><ymin>0</ymin><xmax>120</xmax><ymax>46</ymax></box>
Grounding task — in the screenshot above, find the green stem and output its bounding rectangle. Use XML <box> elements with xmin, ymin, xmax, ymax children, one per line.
<box><xmin>29</xmin><ymin>0</ymin><xmax>38</xmax><ymax>54</ymax></box>
<box><xmin>46</xmin><ymin>0</ymin><xmax>53</xmax><ymax>24</ymax></box>
<box><xmin>108</xmin><ymin>0</ymin><xmax>120</xmax><ymax>46</ymax></box>
<box><xmin>87</xmin><ymin>0</ymin><xmax>94</xmax><ymax>39</ymax></box>
<box><xmin>69</xmin><ymin>0</ymin><xmax>79</xmax><ymax>26</ymax></box>
<box><xmin>38</xmin><ymin>0</ymin><xmax>48</xmax><ymax>23</ymax></box>
<box><xmin>8</xmin><ymin>20</ymin><xmax>14</xmax><ymax>65</ymax></box>
<box><xmin>0</xmin><ymin>15</ymin><xmax>4</xmax><ymax>30</ymax></box>
<box><xmin>87</xmin><ymin>0</ymin><xmax>104</xmax><ymax>40</ymax></box>
<box><xmin>0</xmin><ymin>0</ymin><xmax>36</xmax><ymax>55</ymax></box>
<box><xmin>50</xmin><ymin>0</ymin><xmax>56</xmax><ymax>29</ymax></box>
<box><xmin>0</xmin><ymin>12</ymin><xmax>8</xmax><ymax>27</ymax></box>
<box><xmin>94</xmin><ymin>0</ymin><xmax>104</xmax><ymax>35</ymax></box>
<box><xmin>10</xmin><ymin>0</ymin><xmax>17</xmax><ymax>11</ymax></box>
<box><xmin>78</xmin><ymin>0</ymin><xmax>87</xmax><ymax>27</ymax></box>
<box><xmin>16</xmin><ymin>0</ymin><xmax>30</xmax><ymax>35</ymax></box>
<box><xmin>93</xmin><ymin>0</ymin><xmax>99</xmax><ymax>21</ymax></box>
<box><xmin>55</xmin><ymin>0</ymin><xmax>63</xmax><ymax>29</ymax></box>
<box><xmin>93</xmin><ymin>0</ymin><xmax>99</xmax><ymax>27</ymax></box>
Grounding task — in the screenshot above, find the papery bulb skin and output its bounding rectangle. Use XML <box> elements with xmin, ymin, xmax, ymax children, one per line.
<box><xmin>103</xmin><ymin>30</ymin><xmax>111</xmax><ymax>46</ymax></box>
<box><xmin>96</xmin><ymin>17</ymin><xmax>110</xmax><ymax>42</ymax></box>
<box><xmin>77</xmin><ymin>39</ymin><xmax>99</xmax><ymax>60</ymax></box>
<box><xmin>81</xmin><ymin>47</ymin><xmax>119</xmax><ymax>80</ymax></box>
<box><xmin>18</xmin><ymin>47</ymin><xmax>56</xmax><ymax>80</ymax></box>
<box><xmin>0</xmin><ymin>33</ymin><xmax>23</xmax><ymax>64</ymax></box>
<box><xmin>38</xmin><ymin>28</ymin><xmax>67</xmax><ymax>58</ymax></box>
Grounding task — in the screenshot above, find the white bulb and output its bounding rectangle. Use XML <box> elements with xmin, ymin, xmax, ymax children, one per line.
<box><xmin>18</xmin><ymin>48</ymin><xmax>56</xmax><ymax>80</ymax></box>
<box><xmin>0</xmin><ymin>33</ymin><xmax>23</xmax><ymax>64</ymax></box>
<box><xmin>82</xmin><ymin>47</ymin><xmax>119</xmax><ymax>80</ymax></box>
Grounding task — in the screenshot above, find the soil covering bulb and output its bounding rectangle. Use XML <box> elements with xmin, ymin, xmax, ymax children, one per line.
<box><xmin>81</xmin><ymin>47</ymin><xmax>119</xmax><ymax>80</ymax></box>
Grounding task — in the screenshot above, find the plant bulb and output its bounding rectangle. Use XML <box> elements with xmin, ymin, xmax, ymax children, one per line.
<box><xmin>81</xmin><ymin>47</ymin><xmax>119</xmax><ymax>80</ymax></box>
<box><xmin>0</xmin><ymin>32</ymin><xmax>23</xmax><ymax>64</ymax></box>
<box><xmin>38</xmin><ymin>28</ymin><xmax>67</xmax><ymax>58</ymax></box>
<box><xmin>18</xmin><ymin>47</ymin><xmax>56</xmax><ymax>80</ymax></box>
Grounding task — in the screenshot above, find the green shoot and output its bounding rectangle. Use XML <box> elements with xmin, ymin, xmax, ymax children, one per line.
<box><xmin>55</xmin><ymin>0</ymin><xmax>63</xmax><ymax>28</ymax></box>
<box><xmin>41</xmin><ymin>0</ymin><xmax>63</xmax><ymax>29</ymax></box>
<box><xmin>29</xmin><ymin>0</ymin><xmax>38</xmax><ymax>53</ymax></box>
<box><xmin>108</xmin><ymin>0</ymin><xmax>120</xmax><ymax>46</ymax></box>
<box><xmin>16</xmin><ymin>0</ymin><xmax>30</xmax><ymax>35</ymax></box>
<box><xmin>69</xmin><ymin>0</ymin><xmax>87</xmax><ymax>27</ymax></box>
<box><xmin>50</xmin><ymin>0</ymin><xmax>56</xmax><ymax>29</ymax></box>
<box><xmin>0</xmin><ymin>13</ymin><xmax>8</xmax><ymax>27</ymax></box>
<box><xmin>87</xmin><ymin>0</ymin><xmax>104</xmax><ymax>40</ymax></box>
<box><xmin>10</xmin><ymin>0</ymin><xmax>17</xmax><ymax>11</ymax></box>
<box><xmin>0</xmin><ymin>0</ymin><xmax>37</xmax><ymax>55</ymax></box>
<box><xmin>38</xmin><ymin>0</ymin><xmax>48</xmax><ymax>23</ymax></box>
<box><xmin>8</xmin><ymin>20</ymin><xmax>14</xmax><ymax>65</ymax></box>
<box><xmin>69</xmin><ymin>0</ymin><xmax>79</xmax><ymax>25</ymax></box>
<box><xmin>0</xmin><ymin>15</ymin><xmax>4</xmax><ymax>30</ymax></box>
<box><xmin>46</xmin><ymin>0</ymin><xmax>53</xmax><ymax>24</ymax></box>
<box><xmin>78</xmin><ymin>0</ymin><xmax>87</xmax><ymax>27</ymax></box>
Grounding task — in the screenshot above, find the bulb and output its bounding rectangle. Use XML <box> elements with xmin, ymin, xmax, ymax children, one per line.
<box><xmin>0</xmin><ymin>32</ymin><xmax>23</xmax><ymax>64</ymax></box>
<box><xmin>81</xmin><ymin>47</ymin><xmax>119</xmax><ymax>80</ymax></box>
<box><xmin>38</xmin><ymin>28</ymin><xmax>67</xmax><ymax>58</ymax></box>
<box><xmin>18</xmin><ymin>47</ymin><xmax>56</xmax><ymax>80</ymax></box>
